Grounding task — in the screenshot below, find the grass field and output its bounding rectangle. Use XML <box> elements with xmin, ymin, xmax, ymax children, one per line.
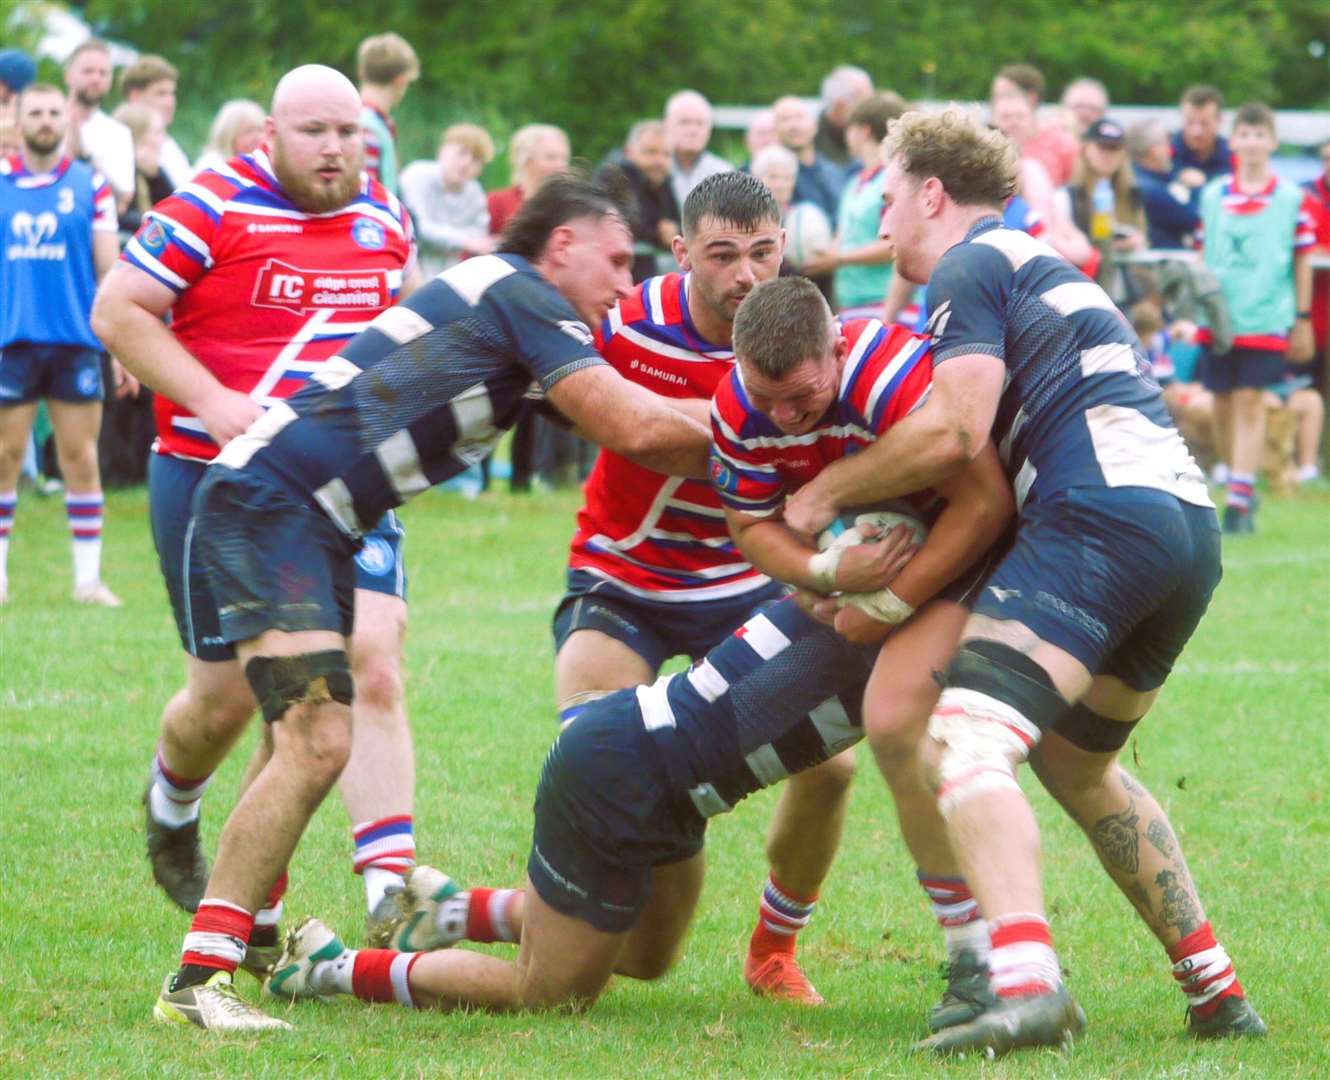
<box><xmin>2</xmin><ymin>481</ymin><xmax>1328</xmax><ymax>1078</ymax></box>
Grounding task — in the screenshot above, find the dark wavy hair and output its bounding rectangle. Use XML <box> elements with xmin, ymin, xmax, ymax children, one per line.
<box><xmin>498</xmin><ymin>169</ymin><xmax>633</xmax><ymax>260</ymax></box>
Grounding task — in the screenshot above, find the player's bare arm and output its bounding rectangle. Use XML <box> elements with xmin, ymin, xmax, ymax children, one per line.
<box><xmin>724</xmin><ymin>504</ymin><xmax>916</xmax><ymax>595</ymax></box>
<box><xmin>549</xmin><ymin>364</ymin><xmax>712</xmax><ymax>478</ymax></box>
<box><xmin>1289</xmin><ymin>249</ymin><xmax>1315</xmax><ymax>363</ymax></box>
<box><xmin>91</xmin><ymin>232</ymin><xmax>139</xmax><ymax>398</ymax></box>
<box><xmin>783</xmin><ymin>352</ymin><xmax>1006</xmax><ymax>535</ymax></box>
<box><xmin>91</xmin><ymin>263</ymin><xmax>263</xmax><ymax>445</ymax></box>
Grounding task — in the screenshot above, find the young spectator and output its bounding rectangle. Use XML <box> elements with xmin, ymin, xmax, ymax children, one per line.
<box><xmin>1198</xmin><ymin>102</ymin><xmax>1317</xmax><ymax>532</ymax></box>
<box><xmin>595</xmin><ymin>119</ymin><xmax>680</xmax><ymax>282</ymax></box>
<box><xmin>992</xmin><ymin>62</ymin><xmax>1077</xmax><ymax>185</ymax></box>
<box><xmin>486</xmin><ymin>123</ymin><xmax>570</xmax><ymax>238</ymax></box>
<box><xmin>799</xmin><ymin>92</ymin><xmax>907</xmax><ymax>317</ymax></box>
<box><xmin>356</xmin><ymin>32</ymin><xmax>419</xmax><ymax>195</ymax></box>
<box><xmin>118</xmin><ymin>54</ymin><xmax>191</xmax><ymax>188</ymax></box>
<box><xmin>193</xmin><ymin>99</ymin><xmax>265</xmax><ymax>173</ymax></box>
<box><xmin>772</xmin><ymin>94</ymin><xmax>842</xmax><ymax>224</ymax></box>
<box><xmin>1059</xmin><ymin>118</ymin><xmax>1146</xmax><ymax>298</ymax></box>
<box><xmin>664</xmin><ymin>89</ymin><xmax>731</xmax><ymax>207</ymax></box>
<box><xmin>814</xmin><ymin>64</ymin><xmax>874</xmax><ymax>168</ymax></box>
<box><xmin>62</xmin><ymin>40</ymin><xmax>134</xmax><ymax>213</ymax></box>
<box><xmin>400</xmin><ymin>123</ymin><xmax>496</xmax><ymax>277</ymax></box>
<box><xmin>111</xmin><ymin>103</ymin><xmax>174</xmax><ymax>234</ymax></box>
<box><xmin>1127</xmin><ymin>118</ymin><xmax>1200</xmax><ymax>249</ymax></box>
<box><xmin>1059</xmin><ymin>77</ymin><xmax>1108</xmax><ymax>137</ymax></box>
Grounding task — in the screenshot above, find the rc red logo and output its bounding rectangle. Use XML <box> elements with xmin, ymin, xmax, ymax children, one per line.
<box><xmin>252</xmin><ymin>259</ymin><xmax>389</xmax><ymax>313</ymax></box>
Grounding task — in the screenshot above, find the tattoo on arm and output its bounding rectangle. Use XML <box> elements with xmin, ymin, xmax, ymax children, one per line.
<box><xmin>1091</xmin><ymin>800</ymin><xmax>1141</xmax><ymax>875</ymax></box>
<box><xmin>1118</xmin><ymin>769</ymin><xmax>1147</xmax><ymax>797</ymax></box>
<box><xmin>1155</xmin><ymin>868</ymin><xmax>1202</xmax><ymax>938</ymax></box>
<box><xmin>1146</xmin><ymin>819</ymin><xmax>1177</xmax><ymax>859</ymax></box>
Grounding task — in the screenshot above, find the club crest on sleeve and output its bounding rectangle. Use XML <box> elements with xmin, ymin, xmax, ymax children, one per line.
<box><xmin>139</xmin><ymin>217</ymin><xmax>171</xmax><ymax>254</ymax></box>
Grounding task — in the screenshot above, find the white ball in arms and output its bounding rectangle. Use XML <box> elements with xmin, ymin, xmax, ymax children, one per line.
<box><xmin>815</xmin><ymin>508</ymin><xmax>928</xmax><ymax>624</ymax></box>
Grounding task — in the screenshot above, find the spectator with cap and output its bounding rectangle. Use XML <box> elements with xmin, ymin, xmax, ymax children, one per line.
<box><xmin>1127</xmin><ymin>117</ymin><xmax>1200</xmax><ymax>249</ymax></box>
<box><xmin>1060</xmin><ymin>77</ymin><xmax>1109</xmax><ymax>137</ymax></box>
<box><xmin>595</xmin><ymin>119</ymin><xmax>680</xmax><ymax>283</ymax></box>
<box><xmin>0</xmin><ymin>48</ymin><xmax>37</xmax><ymax>128</ymax></box>
<box><xmin>1060</xmin><ymin>117</ymin><xmax>1147</xmax><ymax>299</ymax></box>
<box><xmin>664</xmin><ymin>89</ymin><xmax>731</xmax><ymax>207</ymax></box>
<box><xmin>119</xmin><ymin>54</ymin><xmax>191</xmax><ymax>188</ymax></box>
<box><xmin>814</xmin><ymin>64</ymin><xmax>874</xmax><ymax>168</ymax></box>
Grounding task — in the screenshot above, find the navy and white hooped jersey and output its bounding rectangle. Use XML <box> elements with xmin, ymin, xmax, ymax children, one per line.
<box><xmin>925</xmin><ymin>217</ymin><xmax>1210</xmax><ymax>512</ymax></box>
<box><xmin>214</xmin><ymin>253</ymin><xmax>605</xmax><ymax>538</ymax></box>
<box><xmin>0</xmin><ymin>155</ymin><xmax>117</xmax><ymax>350</ymax></box>
<box><xmin>632</xmin><ymin>595</ymin><xmax>875</xmax><ymax>820</ymax></box>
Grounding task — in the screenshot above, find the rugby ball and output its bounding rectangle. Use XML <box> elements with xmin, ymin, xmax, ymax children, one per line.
<box><xmin>817</xmin><ymin>507</ymin><xmax>929</xmax><ymax>554</ymax></box>
<box><xmin>784</xmin><ymin>201</ymin><xmax>834</xmax><ymax>270</ymax></box>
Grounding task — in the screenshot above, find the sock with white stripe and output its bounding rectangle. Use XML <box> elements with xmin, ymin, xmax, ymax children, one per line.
<box><xmin>1167</xmin><ymin>922</ymin><xmax>1245</xmax><ymax>1019</ymax></box>
<box><xmin>65</xmin><ymin>490</ymin><xmax>103</xmax><ymax>588</ymax></box>
<box><xmin>464</xmin><ymin>887</ymin><xmax>521</xmax><ymax>943</ymax></box>
<box><xmin>148</xmin><ymin>746</ymin><xmax>213</xmax><ymax>827</ymax></box>
<box><xmin>1225</xmin><ymin>473</ymin><xmax>1255</xmax><ymax>513</ymax></box>
<box><xmin>988</xmin><ymin>913</ymin><xmax>1061</xmax><ymax>998</ymax></box>
<box><xmin>175</xmin><ymin>898</ymin><xmax>254</xmax><ymax>989</ymax></box>
<box><xmin>348</xmin><ymin>948</ymin><xmax>421</xmax><ymax>1006</ymax></box>
<box><xmin>917</xmin><ymin>872</ymin><xmax>990</xmax><ymax>963</ymax></box>
<box><xmin>749</xmin><ymin>875</ymin><xmax>817</xmax><ymax>958</ymax></box>
<box><xmin>0</xmin><ymin>489</ymin><xmax>15</xmax><ymax>592</ymax></box>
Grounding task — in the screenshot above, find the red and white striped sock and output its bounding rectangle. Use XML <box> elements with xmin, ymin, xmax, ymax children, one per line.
<box><xmin>917</xmin><ymin>872</ymin><xmax>989</xmax><ymax>963</ymax></box>
<box><xmin>180</xmin><ymin>898</ymin><xmax>254</xmax><ymax>977</ymax></box>
<box><xmin>353</xmin><ymin>815</ymin><xmax>415</xmax><ymax>912</ymax></box>
<box><xmin>466</xmin><ymin>887</ymin><xmax>521</xmax><ymax>943</ymax></box>
<box><xmin>350</xmin><ymin>948</ymin><xmax>421</xmax><ymax>1006</ymax></box>
<box><xmin>148</xmin><ymin>747</ymin><xmax>213</xmax><ymax>828</ymax></box>
<box><xmin>749</xmin><ymin>875</ymin><xmax>817</xmax><ymax>958</ymax></box>
<box><xmin>988</xmin><ymin>913</ymin><xmax>1061</xmax><ymax>998</ymax></box>
<box><xmin>1168</xmin><ymin>922</ymin><xmax>1243</xmax><ymax>1019</ymax></box>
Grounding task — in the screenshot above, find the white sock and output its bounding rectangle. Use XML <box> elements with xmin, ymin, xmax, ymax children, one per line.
<box><xmin>364</xmin><ymin>866</ymin><xmax>404</xmax><ymax>914</ymax></box>
<box><xmin>149</xmin><ymin>782</ymin><xmax>200</xmax><ymax>828</ymax></box>
<box><xmin>310</xmin><ymin>949</ymin><xmax>357</xmax><ymax>995</ymax></box>
<box><xmin>1298</xmin><ymin>464</ymin><xmax>1320</xmax><ymax>483</ymax></box>
<box><xmin>72</xmin><ymin>539</ymin><xmax>101</xmax><ymax>588</ymax></box>
<box><xmin>944</xmin><ymin>917</ymin><xmax>992</xmax><ymax>964</ymax></box>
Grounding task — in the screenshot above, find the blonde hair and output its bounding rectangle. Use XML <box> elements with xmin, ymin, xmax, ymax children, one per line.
<box><xmin>883</xmin><ymin>107</ymin><xmax>1018</xmax><ymax>207</ymax></box>
<box><xmin>357</xmin><ymin>33</ymin><xmax>419</xmax><ymax>85</ymax></box>
<box><xmin>1069</xmin><ymin>141</ymin><xmax>1146</xmax><ymax>236</ymax></box>
<box><xmin>202</xmin><ymin>99</ymin><xmax>264</xmax><ymax>160</ymax></box>
<box><xmin>119</xmin><ymin>54</ymin><xmax>178</xmax><ymax>97</ymax></box>
<box><xmin>441</xmin><ymin>122</ymin><xmax>494</xmax><ymax>164</ymax></box>
<box><xmin>113</xmin><ymin>102</ymin><xmax>162</xmax><ymax>146</ymax></box>
<box><xmin>508</xmin><ymin>123</ymin><xmax>567</xmax><ymax>182</ymax></box>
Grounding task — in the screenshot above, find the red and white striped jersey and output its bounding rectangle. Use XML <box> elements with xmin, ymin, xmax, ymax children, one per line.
<box><xmin>121</xmin><ymin>147</ymin><xmax>415</xmax><ymax>461</ymax></box>
<box><xmin>568</xmin><ymin>272</ymin><xmax>772</xmax><ymax>603</ymax></box>
<box><xmin>710</xmin><ymin>319</ymin><xmax>935</xmax><ymax>518</ymax></box>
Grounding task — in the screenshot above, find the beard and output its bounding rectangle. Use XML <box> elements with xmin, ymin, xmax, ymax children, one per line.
<box><xmin>74</xmin><ymin>87</ymin><xmax>104</xmax><ymax>109</ymax></box>
<box><xmin>270</xmin><ymin>135</ymin><xmax>362</xmax><ymax>214</ymax></box>
<box><xmin>24</xmin><ymin>129</ymin><xmax>64</xmax><ymax>156</ymax></box>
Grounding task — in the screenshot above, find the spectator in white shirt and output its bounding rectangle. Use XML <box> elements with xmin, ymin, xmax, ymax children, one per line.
<box><xmin>399</xmin><ymin>123</ymin><xmax>496</xmax><ymax>277</ymax></box>
<box><xmin>63</xmin><ymin>39</ymin><xmax>134</xmax><ymax>213</ymax></box>
<box><xmin>119</xmin><ymin>54</ymin><xmax>192</xmax><ymax>188</ymax></box>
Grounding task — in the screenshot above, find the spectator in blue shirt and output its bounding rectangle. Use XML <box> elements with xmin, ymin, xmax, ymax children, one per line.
<box><xmin>773</xmin><ymin>95</ymin><xmax>843</xmax><ymax>225</ymax></box>
<box><xmin>1128</xmin><ymin>118</ymin><xmax>1200</xmax><ymax>249</ymax></box>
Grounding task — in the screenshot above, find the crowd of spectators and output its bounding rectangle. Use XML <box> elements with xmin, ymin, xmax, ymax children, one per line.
<box><xmin>1</xmin><ymin>38</ymin><xmax>1326</xmax><ymax>506</ymax></box>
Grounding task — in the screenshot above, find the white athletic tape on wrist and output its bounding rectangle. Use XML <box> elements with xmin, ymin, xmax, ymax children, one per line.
<box><xmin>807</xmin><ymin>546</ymin><xmax>844</xmax><ymax>592</ymax></box>
<box><xmin>929</xmin><ymin>687</ymin><xmax>1042</xmax><ymax>819</ymax></box>
<box><xmin>837</xmin><ymin>587</ymin><xmax>915</xmax><ymax>625</ymax></box>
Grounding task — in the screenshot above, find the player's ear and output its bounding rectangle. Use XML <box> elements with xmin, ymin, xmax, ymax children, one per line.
<box><xmin>671</xmin><ymin>233</ymin><xmax>690</xmax><ymax>271</ymax></box>
<box><xmin>546</xmin><ymin>224</ymin><xmax>575</xmax><ymax>265</ymax></box>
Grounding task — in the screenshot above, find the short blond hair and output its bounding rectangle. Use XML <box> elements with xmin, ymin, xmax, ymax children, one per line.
<box><xmin>357</xmin><ymin>33</ymin><xmax>419</xmax><ymax>86</ymax></box>
<box><xmin>119</xmin><ymin>54</ymin><xmax>178</xmax><ymax>97</ymax></box>
<box><xmin>442</xmin><ymin>122</ymin><xmax>494</xmax><ymax>164</ymax></box>
<box><xmin>508</xmin><ymin>123</ymin><xmax>568</xmax><ymax>181</ymax></box>
<box><xmin>884</xmin><ymin>107</ymin><xmax>1017</xmax><ymax>207</ymax></box>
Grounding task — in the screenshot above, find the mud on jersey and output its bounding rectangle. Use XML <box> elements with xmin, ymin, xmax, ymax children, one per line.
<box><xmin>120</xmin><ymin>147</ymin><xmax>415</xmax><ymax>460</ymax></box>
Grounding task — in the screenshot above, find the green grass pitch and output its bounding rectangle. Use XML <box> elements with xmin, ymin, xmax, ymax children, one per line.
<box><xmin>2</xmin><ymin>482</ymin><xmax>1327</xmax><ymax>1077</ymax></box>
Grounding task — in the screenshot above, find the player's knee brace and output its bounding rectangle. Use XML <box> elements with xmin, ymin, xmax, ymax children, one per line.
<box><xmin>928</xmin><ymin>641</ymin><xmax>1068</xmax><ymax>819</ymax></box>
<box><xmin>244</xmin><ymin>651</ymin><xmax>354</xmax><ymax>724</ymax></box>
<box><xmin>557</xmin><ymin>690</ymin><xmax>610</xmax><ymax>729</ymax></box>
<box><xmin>1052</xmin><ymin>702</ymin><xmax>1140</xmax><ymax>753</ymax></box>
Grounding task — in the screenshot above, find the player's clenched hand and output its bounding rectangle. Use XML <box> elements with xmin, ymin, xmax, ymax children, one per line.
<box><xmin>783</xmin><ymin>481</ymin><xmax>838</xmax><ymax>538</ymax></box>
<box><xmin>832</xmin><ymin>523</ymin><xmax>917</xmax><ymax>593</ymax></box>
<box><xmin>793</xmin><ymin>587</ymin><xmax>839</xmax><ymax>627</ymax></box>
<box><xmin>197</xmin><ymin>388</ymin><xmax>264</xmax><ymax>447</ymax></box>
